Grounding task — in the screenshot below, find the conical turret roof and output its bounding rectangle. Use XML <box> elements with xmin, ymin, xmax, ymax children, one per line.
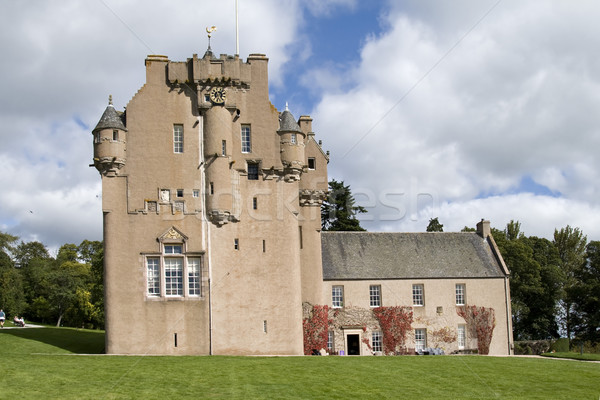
<box><xmin>278</xmin><ymin>106</ymin><xmax>302</xmax><ymax>134</ymax></box>
<box><xmin>93</xmin><ymin>96</ymin><xmax>127</xmax><ymax>133</ymax></box>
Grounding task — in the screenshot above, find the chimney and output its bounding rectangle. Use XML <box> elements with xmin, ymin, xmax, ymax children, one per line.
<box><xmin>476</xmin><ymin>219</ymin><xmax>490</xmax><ymax>238</ymax></box>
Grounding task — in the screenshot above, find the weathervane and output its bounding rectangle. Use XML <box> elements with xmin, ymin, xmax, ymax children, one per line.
<box><xmin>206</xmin><ymin>25</ymin><xmax>217</xmax><ymax>51</ymax></box>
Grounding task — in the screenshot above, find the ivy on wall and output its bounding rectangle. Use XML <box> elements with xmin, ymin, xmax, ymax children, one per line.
<box><xmin>457</xmin><ymin>305</ymin><xmax>496</xmax><ymax>354</ymax></box>
<box><xmin>302</xmin><ymin>303</ymin><xmax>331</xmax><ymax>355</ymax></box>
<box><xmin>372</xmin><ymin>306</ymin><xmax>414</xmax><ymax>354</ymax></box>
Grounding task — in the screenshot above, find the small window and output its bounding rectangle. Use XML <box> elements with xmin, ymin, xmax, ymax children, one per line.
<box><xmin>173</xmin><ymin>124</ymin><xmax>184</xmax><ymax>153</ymax></box>
<box><xmin>415</xmin><ymin>329</ymin><xmax>427</xmax><ymax>351</ymax></box>
<box><xmin>299</xmin><ymin>226</ymin><xmax>303</xmax><ymax>249</ymax></box>
<box><xmin>327</xmin><ymin>331</ymin><xmax>334</xmax><ymax>352</ymax></box>
<box><xmin>262</xmin><ymin>240</ymin><xmax>266</xmax><ymax>253</ymax></box>
<box><xmin>247</xmin><ymin>162</ymin><xmax>259</xmax><ymax>180</ymax></box>
<box><xmin>204</xmin><ymin>94</ymin><xmax>210</xmax><ymax>102</ymax></box>
<box><xmin>94</xmin><ymin>132</ymin><xmax>101</xmax><ymax>143</ymax></box>
<box><xmin>455</xmin><ymin>284</ymin><xmax>466</xmax><ymax>306</ymax></box>
<box><xmin>176</xmin><ymin>189</ymin><xmax>184</xmax><ymax>198</ymax></box>
<box><xmin>164</xmin><ymin>245</ymin><xmax>183</xmax><ymax>254</ymax></box>
<box><xmin>112</xmin><ymin>130</ymin><xmax>118</xmax><ymax>141</ymax></box>
<box><xmin>253</xmin><ymin>197</ymin><xmax>258</xmax><ymax>210</ymax></box>
<box><xmin>210</xmin><ymin>182</ymin><xmax>214</xmax><ymax>195</ymax></box>
<box><xmin>372</xmin><ymin>331</ymin><xmax>382</xmax><ymax>352</ymax></box>
<box><xmin>412</xmin><ymin>284</ymin><xmax>424</xmax><ymax>306</ymax></box>
<box><xmin>370</xmin><ymin>285</ymin><xmax>381</xmax><ymax>307</ymax></box>
<box><xmin>241</xmin><ymin>125</ymin><xmax>251</xmax><ymax>153</ymax></box>
<box><xmin>308</xmin><ymin>158</ymin><xmax>316</xmax><ymax>170</ymax></box>
<box><xmin>263</xmin><ymin>320</ymin><xmax>268</xmax><ymax>333</ymax></box>
<box><xmin>290</xmin><ymin>133</ymin><xmax>297</xmax><ymax>144</ymax></box>
<box><xmin>234</xmin><ymin>238</ymin><xmax>239</xmax><ymax>250</ymax></box>
<box><xmin>193</xmin><ymin>190</ymin><xmax>199</xmax><ymax>198</ymax></box>
<box><xmin>332</xmin><ymin>285</ymin><xmax>344</xmax><ymax>308</ymax></box>
<box><xmin>222</xmin><ymin>140</ymin><xmax>227</xmax><ymax>156</ymax></box>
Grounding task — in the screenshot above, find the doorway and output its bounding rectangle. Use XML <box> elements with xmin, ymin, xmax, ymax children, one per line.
<box><xmin>347</xmin><ymin>334</ymin><xmax>360</xmax><ymax>355</ymax></box>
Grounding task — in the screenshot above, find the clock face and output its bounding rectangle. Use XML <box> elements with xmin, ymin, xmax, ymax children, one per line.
<box><xmin>209</xmin><ymin>87</ymin><xmax>226</xmax><ymax>104</ymax></box>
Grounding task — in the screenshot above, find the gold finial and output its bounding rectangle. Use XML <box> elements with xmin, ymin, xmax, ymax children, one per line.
<box><xmin>108</xmin><ymin>94</ymin><xmax>113</xmax><ymax>106</ymax></box>
<box><xmin>206</xmin><ymin>26</ymin><xmax>217</xmax><ymax>38</ymax></box>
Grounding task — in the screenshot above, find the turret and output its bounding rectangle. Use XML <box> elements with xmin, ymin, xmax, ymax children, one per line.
<box><xmin>278</xmin><ymin>106</ymin><xmax>305</xmax><ymax>181</ymax></box>
<box><xmin>92</xmin><ymin>96</ymin><xmax>127</xmax><ymax>177</ymax></box>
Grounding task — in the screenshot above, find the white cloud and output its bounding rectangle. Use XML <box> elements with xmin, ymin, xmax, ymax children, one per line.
<box><xmin>310</xmin><ymin>1</ymin><xmax>600</xmax><ymax>239</ymax></box>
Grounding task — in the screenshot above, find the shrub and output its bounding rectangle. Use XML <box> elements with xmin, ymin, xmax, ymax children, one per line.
<box><xmin>514</xmin><ymin>340</ymin><xmax>552</xmax><ymax>355</ymax></box>
<box><xmin>549</xmin><ymin>338</ymin><xmax>569</xmax><ymax>353</ymax></box>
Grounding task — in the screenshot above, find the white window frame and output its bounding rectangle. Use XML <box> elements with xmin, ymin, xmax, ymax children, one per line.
<box><xmin>458</xmin><ymin>325</ymin><xmax>466</xmax><ymax>350</ymax></box>
<box><xmin>146</xmin><ymin>257</ymin><xmax>160</xmax><ymax>296</ymax></box>
<box><xmin>327</xmin><ymin>331</ymin><xmax>334</xmax><ymax>352</ymax></box>
<box><xmin>188</xmin><ymin>257</ymin><xmax>201</xmax><ymax>296</ymax></box>
<box><xmin>145</xmin><ymin>241</ymin><xmax>203</xmax><ymax>299</ymax></box>
<box><xmin>415</xmin><ymin>329</ymin><xmax>427</xmax><ymax>351</ymax></box>
<box><xmin>455</xmin><ymin>283</ymin><xmax>466</xmax><ymax>306</ymax></box>
<box><xmin>241</xmin><ymin>125</ymin><xmax>251</xmax><ymax>153</ymax></box>
<box><xmin>369</xmin><ymin>285</ymin><xmax>381</xmax><ymax>307</ymax></box>
<box><xmin>174</xmin><ymin>124</ymin><xmax>184</xmax><ymax>153</ymax></box>
<box><xmin>412</xmin><ymin>284</ymin><xmax>424</xmax><ymax>306</ymax></box>
<box><xmin>290</xmin><ymin>133</ymin><xmax>297</xmax><ymax>144</ymax></box>
<box><xmin>372</xmin><ymin>331</ymin><xmax>382</xmax><ymax>352</ymax></box>
<box><xmin>332</xmin><ymin>285</ymin><xmax>344</xmax><ymax>308</ymax></box>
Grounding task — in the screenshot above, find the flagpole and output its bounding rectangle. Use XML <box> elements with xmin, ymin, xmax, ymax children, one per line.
<box><xmin>235</xmin><ymin>0</ymin><xmax>239</xmax><ymax>56</ymax></box>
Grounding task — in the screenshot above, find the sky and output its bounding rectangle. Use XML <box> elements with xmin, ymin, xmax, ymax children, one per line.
<box><xmin>2</xmin><ymin>0</ymin><xmax>600</xmax><ymax>253</ymax></box>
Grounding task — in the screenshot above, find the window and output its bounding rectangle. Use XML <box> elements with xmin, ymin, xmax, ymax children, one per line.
<box><xmin>307</xmin><ymin>157</ymin><xmax>316</xmax><ymax>170</ymax></box>
<box><xmin>455</xmin><ymin>284</ymin><xmax>466</xmax><ymax>305</ymax></box>
<box><xmin>415</xmin><ymin>329</ymin><xmax>427</xmax><ymax>351</ymax></box>
<box><xmin>372</xmin><ymin>331</ymin><xmax>382</xmax><ymax>352</ymax></box>
<box><xmin>262</xmin><ymin>240</ymin><xmax>266</xmax><ymax>253</ymax></box>
<box><xmin>332</xmin><ymin>285</ymin><xmax>344</xmax><ymax>308</ymax></box>
<box><xmin>147</xmin><ymin>258</ymin><xmax>160</xmax><ymax>296</ymax></box>
<box><xmin>291</xmin><ymin>133</ymin><xmax>297</xmax><ymax>144</ymax></box>
<box><xmin>327</xmin><ymin>331</ymin><xmax>334</xmax><ymax>352</ymax></box>
<box><xmin>164</xmin><ymin>245</ymin><xmax>182</xmax><ymax>254</ymax></box>
<box><xmin>253</xmin><ymin>197</ymin><xmax>258</xmax><ymax>210</ymax></box>
<box><xmin>173</xmin><ymin>124</ymin><xmax>184</xmax><ymax>153</ymax></box>
<box><xmin>247</xmin><ymin>162</ymin><xmax>259</xmax><ymax>180</ymax></box>
<box><xmin>94</xmin><ymin>132</ymin><xmax>101</xmax><ymax>143</ymax></box>
<box><xmin>145</xmin><ymin>240</ymin><xmax>202</xmax><ymax>298</ymax></box>
<box><xmin>112</xmin><ymin>130</ymin><xmax>118</xmax><ymax>141</ymax></box>
<box><xmin>188</xmin><ymin>257</ymin><xmax>201</xmax><ymax>296</ymax></box>
<box><xmin>222</xmin><ymin>140</ymin><xmax>227</xmax><ymax>156</ymax></box>
<box><xmin>193</xmin><ymin>190</ymin><xmax>199</xmax><ymax>198</ymax></box>
<box><xmin>241</xmin><ymin>125</ymin><xmax>251</xmax><ymax>153</ymax></box>
<box><xmin>370</xmin><ymin>285</ymin><xmax>381</xmax><ymax>307</ymax></box>
<box><xmin>164</xmin><ymin>258</ymin><xmax>183</xmax><ymax>296</ymax></box>
<box><xmin>176</xmin><ymin>189</ymin><xmax>184</xmax><ymax>198</ymax></box>
<box><xmin>263</xmin><ymin>320</ymin><xmax>268</xmax><ymax>333</ymax></box>
<box><xmin>210</xmin><ymin>182</ymin><xmax>214</xmax><ymax>195</ymax></box>
<box><xmin>412</xmin><ymin>284</ymin><xmax>424</xmax><ymax>306</ymax></box>
<box><xmin>234</xmin><ymin>238</ymin><xmax>239</xmax><ymax>250</ymax></box>
<box><xmin>458</xmin><ymin>325</ymin><xmax>466</xmax><ymax>350</ymax></box>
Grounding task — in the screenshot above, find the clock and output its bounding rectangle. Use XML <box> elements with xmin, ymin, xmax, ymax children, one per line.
<box><xmin>209</xmin><ymin>87</ymin><xmax>226</xmax><ymax>104</ymax></box>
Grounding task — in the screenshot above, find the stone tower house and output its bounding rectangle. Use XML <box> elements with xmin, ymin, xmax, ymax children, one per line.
<box><xmin>93</xmin><ymin>50</ymin><xmax>328</xmax><ymax>355</ymax></box>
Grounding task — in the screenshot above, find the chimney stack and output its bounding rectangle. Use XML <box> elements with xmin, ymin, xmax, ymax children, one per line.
<box><xmin>476</xmin><ymin>219</ymin><xmax>491</xmax><ymax>238</ymax></box>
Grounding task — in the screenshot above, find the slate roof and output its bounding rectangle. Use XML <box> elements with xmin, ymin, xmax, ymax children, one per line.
<box><xmin>321</xmin><ymin>232</ymin><xmax>507</xmax><ymax>280</ymax></box>
<box><xmin>278</xmin><ymin>110</ymin><xmax>302</xmax><ymax>133</ymax></box>
<box><xmin>93</xmin><ymin>104</ymin><xmax>127</xmax><ymax>133</ymax></box>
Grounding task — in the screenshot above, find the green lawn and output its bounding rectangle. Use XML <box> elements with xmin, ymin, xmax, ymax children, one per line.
<box><xmin>542</xmin><ymin>352</ymin><xmax>600</xmax><ymax>362</ymax></box>
<box><xmin>0</xmin><ymin>328</ymin><xmax>598</xmax><ymax>399</ymax></box>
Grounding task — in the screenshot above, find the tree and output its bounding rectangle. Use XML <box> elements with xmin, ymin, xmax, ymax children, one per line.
<box><xmin>426</xmin><ymin>217</ymin><xmax>443</xmax><ymax>232</ymax></box>
<box><xmin>570</xmin><ymin>241</ymin><xmax>600</xmax><ymax>343</ymax></box>
<box><xmin>553</xmin><ymin>225</ymin><xmax>587</xmax><ymax>340</ymax></box>
<box><xmin>321</xmin><ymin>179</ymin><xmax>367</xmax><ymax>231</ymax></box>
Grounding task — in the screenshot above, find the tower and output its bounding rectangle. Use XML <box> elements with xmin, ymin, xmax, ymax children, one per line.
<box><xmin>92</xmin><ymin>50</ymin><xmax>328</xmax><ymax>355</ymax></box>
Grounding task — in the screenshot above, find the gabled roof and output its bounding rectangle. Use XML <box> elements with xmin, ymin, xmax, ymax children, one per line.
<box><xmin>321</xmin><ymin>231</ymin><xmax>507</xmax><ymax>280</ymax></box>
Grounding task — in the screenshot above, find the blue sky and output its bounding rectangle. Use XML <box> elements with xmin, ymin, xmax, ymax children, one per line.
<box><xmin>2</xmin><ymin>0</ymin><xmax>600</xmax><ymax>252</ymax></box>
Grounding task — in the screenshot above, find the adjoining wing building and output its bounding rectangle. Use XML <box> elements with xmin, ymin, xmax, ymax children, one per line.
<box><xmin>91</xmin><ymin>49</ymin><xmax>513</xmax><ymax>356</ymax></box>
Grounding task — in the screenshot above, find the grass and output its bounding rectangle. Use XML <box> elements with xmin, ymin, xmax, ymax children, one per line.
<box><xmin>0</xmin><ymin>328</ymin><xmax>599</xmax><ymax>399</ymax></box>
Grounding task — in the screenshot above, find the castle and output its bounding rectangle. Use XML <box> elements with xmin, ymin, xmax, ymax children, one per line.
<box><xmin>92</xmin><ymin>49</ymin><xmax>513</xmax><ymax>356</ymax></box>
